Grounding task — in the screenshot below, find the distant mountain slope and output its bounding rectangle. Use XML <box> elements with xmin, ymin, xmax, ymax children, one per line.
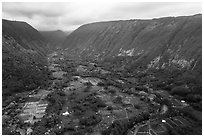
<box><xmin>40</xmin><ymin>30</ymin><xmax>68</xmax><ymax>49</ymax></box>
<box><xmin>2</xmin><ymin>19</ymin><xmax>50</xmax><ymax>102</ymax></box>
<box><xmin>62</xmin><ymin>14</ymin><xmax>201</xmax><ymax>71</ymax></box>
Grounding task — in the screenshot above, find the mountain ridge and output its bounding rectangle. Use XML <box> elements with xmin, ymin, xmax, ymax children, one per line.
<box><xmin>2</xmin><ymin>19</ymin><xmax>51</xmax><ymax>100</ymax></box>
<box><xmin>62</xmin><ymin>14</ymin><xmax>202</xmax><ymax>72</ymax></box>
<box><xmin>3</xmin><ymin>19</ymin><xmax>50</xmax><ymax>55</ymax></box>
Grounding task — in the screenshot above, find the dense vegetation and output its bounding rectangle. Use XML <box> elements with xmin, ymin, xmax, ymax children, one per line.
<box><xmin>2</xmin><ymin>49</ymin><xmax>51</xmax><ymax>106</ymax></box>
<box><xmin>2</xmin><ymin>19</ymin><xmax>51</xmax><ymax>107</ymax></box>
<box><xmin>98</xmin><ymin>56</ymin><xmax>202</xmax><ymax>112</ymax></box>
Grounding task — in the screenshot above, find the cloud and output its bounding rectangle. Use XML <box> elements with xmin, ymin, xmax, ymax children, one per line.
<box><xmin>106</xmin><ymin>2</ymin><xmax>202</xmax><ymax>19</ymax></box>
<box><xmin>2</xmin><ymin>2</ymin><xmax>202</xmax><ymax>31</ymax></box>
<box><xmin>3</xmin><ymin>3</ymin><xmax>68</xmax><ymax>18</ymax></box>
<box><xmin>64</xmin><ymin>19</ymin><xmax>88</xmax><ymax>26</ymax></box>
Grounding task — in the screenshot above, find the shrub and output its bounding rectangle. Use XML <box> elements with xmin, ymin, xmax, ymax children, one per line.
<box><xmin>185</xmin><ymin>94</ymin><xmax>201</xmax><ymax>103</ymax></box>
<box><xmin>107</xmin><ymin>106</ymin><xmax>113</xmax><ymax>110</ymax></box>
<box><xmin>79</xmin><ymin>113</ymin><xmax>101</xmax><ymax>126</ymax></box>
<box><xmin>191</xmin><ymin>101</ymin><xmax>202</xmax><ymax>111</ymax></box>
<box><xmin>84</xmin><ymin>82</ymin><xmax>92</xmax><ymax>88</ymax></box>
<box><xmin>191</xmin><ymin>85</ymin><xmax>202</xmax><ymax>95</ymax></box>
<box><xmin>134</xmin><ymin>104</ymin><xmax>141</xmax><ymax>109</ymax></box>
<box><xmin>162</xmin><ymin>85</ymin><xmax>173</xmax><ymax>91</ymax></box>
<box><xmin>109</xmin><ymin>89</ymin><xmax>116</xmax><ymax>94</ymax></box>
<box><xmin>113</xmin><ymin>96</ymin><xmax>123</xmax><ymax>104</ymax></box>
<box><xmin>102</xmin><ymin>119</ymin><xmax>129</xmax><ymax>135</ymax></box>
<box><xmin>170</xmin><ymin>86</ymin><xmax>190</xmax><ymax>96</ymax></box>
<box><xmin>83</xmin><ymin>87</ymin><xmax>90</xmax><ymax>92</ymax></box>
<box><xmin>97</xmin><ymin>82</ymin><xmax>105</xmax><ymax>86</ymax></box>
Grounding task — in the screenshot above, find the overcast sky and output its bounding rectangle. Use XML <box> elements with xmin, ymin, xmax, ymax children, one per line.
<box><xmin>2</xmin><ymin>2</ymin><xmax>202</xmax><ymax>31</ymax></box>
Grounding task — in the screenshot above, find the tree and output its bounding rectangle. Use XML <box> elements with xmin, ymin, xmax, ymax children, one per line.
<box><xmin>113</xmin><ymin>96</ymin><xmax>122</xmax><ymax>104</ymax></box>
<box><xmin>170</xmin><ymin>86</ymin><xmax>190</xmax><ymax>96</ymax></box>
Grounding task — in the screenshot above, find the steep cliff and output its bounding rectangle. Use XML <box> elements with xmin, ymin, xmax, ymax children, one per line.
<box><xmin>62</xmin><ymin>14</ymin><xmax>201</xmax><ymax>71</ymax></box>
<box><xmin>2</xmin><ymin>19</ymin><xmax>50</xmax><ymax>99</ymax></box>
<box><xmin>3</xmin><ymin>19</ymin><xmax>50</xmax><ymax>55</ymax></box>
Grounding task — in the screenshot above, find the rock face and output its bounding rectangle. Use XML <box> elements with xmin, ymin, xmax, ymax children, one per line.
<box><xmin>62</xmin><ymin>14</ymin><xmax>201</xmax><ymax>71</ymax></box>
<box><xmin>40</xmin><ymin>30</ymin><xmax>68</xmax><ymax>49</ymax></box>
<box><xmin>2</xmin><ymin>19</ymin><xmax>50</xmax><ymax>97</ymax></box>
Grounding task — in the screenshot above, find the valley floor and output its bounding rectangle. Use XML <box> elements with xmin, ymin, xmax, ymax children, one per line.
<box><xmin>2</xmin><ymin>51</ymin><xmax>202</xmax><ymax>135</ymax></box>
